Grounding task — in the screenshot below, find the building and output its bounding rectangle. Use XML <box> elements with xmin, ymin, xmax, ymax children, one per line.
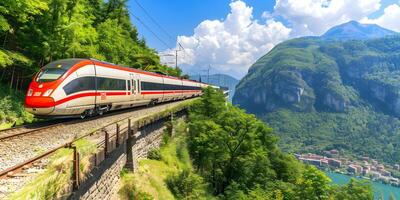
<box><xmin>348</xmin><ymin>165</ymin><xmax>358</xmax><ymax>174</ymax></box>
<box><xmin>301</xmin><ymin>158</ymin><xmax>322</xmax><ymax>167</ymax></box>
<box><xmin>362</xmin><ymin>168</ymin><xmax>370</xmax><ymax>175</ymax></box>
<box><xmin>328</xmin><ymin>159</ymin><xmax>342</xmax><ymax>168</ymax></box>
<box><xmin>381</xmin><ymin>170</ymin><xmax>391</xmax><ymax>177</ymax></box>
<box><xmin>361</xmin><ymin>156</ymin><xmax>370</xmax><ymax>161</ymax></box>
<box><xmin>330</xmin><ymin>149</ymin><xmax>339</xmax><ymax>155</ymax></box>
<box><xmin>370</xmin><ymin>171</ymin><xmax>381</xmax><ymax>179</ymax></box>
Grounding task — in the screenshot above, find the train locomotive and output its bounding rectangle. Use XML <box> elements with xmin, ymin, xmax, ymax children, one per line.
<box><xmin>24</xmin><ymin>58</ymin><xmax>208</xmax><ymax>118</ymax></box>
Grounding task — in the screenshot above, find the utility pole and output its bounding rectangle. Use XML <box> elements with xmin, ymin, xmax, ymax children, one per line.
<box><xmin>175</xmin><ymin>49</ymin><xmax>179</xmax><ymax>69</ymax></box>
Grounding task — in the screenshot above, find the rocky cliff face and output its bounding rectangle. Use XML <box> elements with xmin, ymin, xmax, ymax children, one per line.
<box><xmin>234</xmin><ymin>35</ymin><xmax>400</xmax><ymax>118</ymax></box>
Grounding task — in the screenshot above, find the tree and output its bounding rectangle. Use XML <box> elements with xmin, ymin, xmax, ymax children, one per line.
<box><xmin>389</xmin><ymin>193</ymin><xmax>397</xmax><ymax>200</ymax></box>
<box><xmin>187</xmin><ymin>87</ymin><xmax>374</xmax><ymax>199</ymax></box>
<box><xmin>331</xmin><ymin>179</ymin><xmax>373</xmax><ymax>200</ymax></box>
<box><xmin>295</xmin><ymin>166</ymin><xmax>331</xmax><ymax>200</ymax></box>
<box><xmin>188</xmin><ymin>87</ymin><xmax>298</xmax><ymax>194</ymax></box>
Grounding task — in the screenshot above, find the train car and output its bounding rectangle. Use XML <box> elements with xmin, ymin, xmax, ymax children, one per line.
<box><xmin>25</xmin><ymin>58</ymin><xmax>208</xmax><ymax>118</ymax></box>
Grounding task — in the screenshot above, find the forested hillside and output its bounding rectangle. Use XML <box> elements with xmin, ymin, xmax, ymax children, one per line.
<box><xmin>0</xmin><ymin>0</ymin><xmax>181</xmax><ymax>128</ymax></box>
<box><xmin>234</xmin><ymin>21</ymin><xmax>400</xmax><ymax>165</ymax></box>
<box><xmin>121</xmin><ymin>87</ymin><xmax>373</xmax><ymax>199</ymax></box>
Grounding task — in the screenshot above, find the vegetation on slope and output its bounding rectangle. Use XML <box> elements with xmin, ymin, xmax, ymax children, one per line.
<box><xmin>0</xmin><ymin>84</ymin><xmax>34</xmax><ymax>130</ymax></box>
<box><xmin>121</xmin><ymin>87</ymin><xmax>374</xmax><ymax>200</ymax></box>
<box><xmin>119</xmin><ymin>118</ymin><xmax>212</xmax><ymax>200</ymax></box>
<box><xmin>10</xmin><ymin>139</ymin><xmax>97</xmax><ymax>200</ymax></box>
<box><xmin>263</xmin><ymin>107</ymin><xmax>400</xmax><ymax>164</ymax></box>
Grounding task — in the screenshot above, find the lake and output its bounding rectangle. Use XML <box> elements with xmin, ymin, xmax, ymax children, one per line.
<box><xmin>326</xmin><ymin>172</ymin><xmax>400</xmax><ymax>200</ymax></box>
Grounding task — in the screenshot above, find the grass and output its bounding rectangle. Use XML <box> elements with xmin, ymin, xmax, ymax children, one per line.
<box><xmin>9</xmin><ymin>139</ymin><xmax>97</xmax><ymax>200</ymax></box>
<box><xmin>119</xmin><ymin>119</ymin><xmax>211</xmax><ymax>200</ymax></box>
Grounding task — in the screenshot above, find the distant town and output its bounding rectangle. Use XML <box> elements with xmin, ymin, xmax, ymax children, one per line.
<box><xmin>296</xmin><ymin>150</ymin><xmax>400</xmax><ymax>187</ymax></box>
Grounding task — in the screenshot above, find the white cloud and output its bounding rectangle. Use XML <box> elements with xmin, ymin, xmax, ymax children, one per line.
<box><xmin>362</xmin><ymin>3</ymin><xmax>400</xmax><ymax>32</ymax></box>
<box><xmin>165</xmin><ymin>0</ymin><xmax>400</xmax><ymax>78</ymax></box>
<box><xmin>274</xmin><ymin>0</ymin><xmax>382</xmax><ymax>36</ymax></box>
<box><xmin>166</xmin><ymin>0</ymin><xmax>291</xmax><ymax>78</ymax></box>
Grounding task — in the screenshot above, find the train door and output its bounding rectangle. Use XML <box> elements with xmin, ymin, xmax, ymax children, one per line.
<box><xmin>130</xmin><ymin>74</ymin><xmax>140</xmax><ymax>101</ymax></box>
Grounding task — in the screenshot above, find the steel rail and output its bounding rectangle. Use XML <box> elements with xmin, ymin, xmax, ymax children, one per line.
<box><xmin>0</xmin><ymin>99</ymin><xmax>191</xmax><ymax>180</ymax></box>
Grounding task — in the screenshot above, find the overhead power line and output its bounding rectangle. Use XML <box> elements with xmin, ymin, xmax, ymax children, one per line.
<box><xmin>134</xmin><ymin>0</ymin><xmax>174</xmax><ymax>41</ymax></box>
<box><xmin>128</xmin><ymin>11</ymin><xmax>171</xmax><ymax>49</ymax></box>
<box><xmin>133</xmin><ymin>0</ymin><xmax>185</xmax><ymax>51</ymax></box>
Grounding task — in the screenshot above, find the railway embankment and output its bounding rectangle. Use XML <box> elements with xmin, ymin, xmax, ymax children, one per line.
<box><xmin>0</xmin><ymin>99</ymin><xmax>194</xmax><ymax>199</ymax></box>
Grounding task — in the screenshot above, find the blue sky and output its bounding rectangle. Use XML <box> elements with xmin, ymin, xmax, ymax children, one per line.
<box><xmin>127</xmin><ymin>0</ymin><xmax>276</xmax><ymax>50</ymax></box>
<box><xmin>127</xmin><ymin>0</ymin><xmax>400</xmax><ymax>78</ymax></box>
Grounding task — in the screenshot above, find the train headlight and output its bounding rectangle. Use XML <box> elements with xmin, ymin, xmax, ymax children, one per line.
<box><xmin>27</xmin><ymin>89</ymin><xmax>33</xmax><ymax>96</ymax></box>
<box><xmin>42</xmin><ymin>89</ymin><xmax>53</xmax><ymax>96</ymax></box>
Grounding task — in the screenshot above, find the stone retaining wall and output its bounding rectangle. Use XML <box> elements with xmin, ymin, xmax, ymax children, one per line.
<box><xmin>68</xmin><ymin>112</ymin><xmax>185</xmax><ymax>200</ymax></box>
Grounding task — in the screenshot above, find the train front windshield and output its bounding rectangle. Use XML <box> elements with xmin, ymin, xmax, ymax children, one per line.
<box><xmin>35</xmin><ymin>59</ymin><xmax>85</xmax><ymax>83</ymax></box>
<box><xmin>36</xmin><ymin>68</ymin><xmax>67</xmax><ymax>82</ymax></box>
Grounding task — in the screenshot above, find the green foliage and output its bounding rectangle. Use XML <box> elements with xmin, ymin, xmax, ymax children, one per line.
<box><xmin>389</xmin><ymin>193</ymin><xmax>397</xmax><ymax>200</ymax></box>
<box><xmin>0</xmin><ymin>84</ymin><xmax>34</xmax><ymax>129</ymax></box>
<box><xmin>147</xmin><ymin>148</ymin><xmax>162</xmax><ymax>161</ymax></box>
<box><xmin>331</xmin><ymin>179</ymin><xmax>374</xmax><ymax>200</ymax></box>
<box><xmin>10</xmin><ymin>139</ymin><xmax>97</xmax><ymax>200</ymax></box>
<box><xmin>119</xmin><ymin>118</ymin><xmax>212</xmax><ymax>200</ymax></box>
<box><xmin>190</xmin><ymin>87</ymin><xmax>374</xmax><ymax>199</ymax></box>
<box><xmin>119</xmin><ymin>170</ymin><xmax>153</xmax><ymax>200</ymax></box>
<box><xmin>294</xmin><ymin>166</ymin><xmax>332</xmax><ymax>200</ymax></box>
<box><xmin>166</xmin><ymin>169</ymin><xmax>207</xmax><ymax>200</ymax></box>
<box><xmin>263</xmin><ymin>107</ymin><xmax>400</xmax><ymax>164</ymax></box>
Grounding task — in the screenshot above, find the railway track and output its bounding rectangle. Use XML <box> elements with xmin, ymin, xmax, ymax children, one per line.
<box><xmin>0</xmin><ymin>123</ymin><xmax>66</xmax><ymax>142</ymax></box>
<box><xmin>0</xmin><ymin>104</ymin><xmax>149</xmax><ymax>142</ymax></box>
<box><xmin>0</xmin><ymin>100</ymin><xmax>190</xmax><ymax>198</ymax></box>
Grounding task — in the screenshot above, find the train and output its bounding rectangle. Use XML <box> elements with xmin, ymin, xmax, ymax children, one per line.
<box><xmin>24</xmin><ymin>58</ymin><xmax>210</xmax><ymax>118</ymax></box>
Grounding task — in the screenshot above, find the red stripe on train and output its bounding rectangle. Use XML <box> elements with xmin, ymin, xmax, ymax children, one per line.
<box><xmin>26</xmin><ymin>91</ymin><xmax>130</xmax><ymax>108</ymax></box>
<box><xmin>26</xmin><ymin>90</ymin><xmax>200</xmax><ymax>108</ymax></box>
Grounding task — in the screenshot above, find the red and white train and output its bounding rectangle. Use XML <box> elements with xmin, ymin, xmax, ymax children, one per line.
<box><xmin>25</xmin><ymin>58</ymin><xmax>209</xmax><ymax>118</ymax></box>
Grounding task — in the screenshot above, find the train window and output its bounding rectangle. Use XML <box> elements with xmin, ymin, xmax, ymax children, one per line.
<box><xmin>141</xmin><ymin>81</ymin><xmax>164</xmax><ymax>90</ymax></box>
<box><xmin>63</xmin><ymin>77</ymin><xmax>96</xmax><ymax>95</ymax></box>
<box><xmin>36</xmin><ymin>68</ymin><xmax>67</xmax><ymax>83</ymax></box>
<box><xmin>97</xmin><ymin>77</ymin><xmax>126</xmax><ymax>90</ymax></box>
<box><xmin>127</xmin><ymin>80</ymin><xmax>131</xmax><ymax>91</ymax></box>
<box><xmin>140</xmin><ymin>81</ymin><xmax>202</xmax><ymax>91</ymax></box>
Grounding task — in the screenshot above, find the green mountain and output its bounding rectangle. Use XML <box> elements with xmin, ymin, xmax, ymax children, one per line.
<box><xmin>190</xmin><ymin>74</ymin><xmax>239</xmax><ymax>101</ymax></box>
<box><xmin>322</xmin><ymin>20</ymin><xmax>397</xmax><ymax>40</ymax></box>
<box><xmin>233</xmin><ymin>23</ymin><xmax>400</xmax><ymax>164</ymax></box>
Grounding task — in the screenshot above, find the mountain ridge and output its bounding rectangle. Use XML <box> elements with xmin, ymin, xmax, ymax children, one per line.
<box><xmin>233</xmin><ymin>21</ymin><xmax>400</xmax><ymax>164</ymax></box>
<box><xmin>321</xmin><ymin>20</ymin><xmax>397</xmax><ymax>40</ymax></box>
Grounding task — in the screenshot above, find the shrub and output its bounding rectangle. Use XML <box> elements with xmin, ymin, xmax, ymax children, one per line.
<box><xmin>166</xmin><ymin>169</ymin><xmax>207</xmax><ymax>200</ymax></box>
<box><xmin>147</xmin><ymin>148</ymin><xmax>161</xmax><ymax>160</ymax></box>
<box><xmin>119</xmin><ymin>170</ymin><xmax>153</xmax><ymax>200</ymax></box>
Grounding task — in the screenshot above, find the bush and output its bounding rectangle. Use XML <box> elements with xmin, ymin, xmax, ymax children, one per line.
<box><xmin>166</xmin><ymin>169</ymin><xmax>207</xmax><ymax>199</ymax></box>
<box><xmin>119</xmin><ymin>170</ymin><xmax>153</xmax><ymax>200</ymax></box>
<box><xmin>147</xmin><ymin>148</ymin><xmax>161</xmax><ymax>160</ymax></box>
